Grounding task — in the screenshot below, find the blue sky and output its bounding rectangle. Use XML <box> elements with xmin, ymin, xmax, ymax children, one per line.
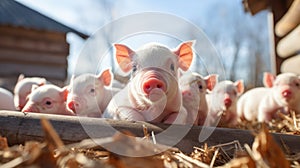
<box><xmin>15</xmin><ymin>0</ymin><xmax>269</xmax><ymax>83</ymax></box>
<box><xmin>16</xmin><ymin>0</ymin><xmax>241</xmax><ymax>35</ymax></box>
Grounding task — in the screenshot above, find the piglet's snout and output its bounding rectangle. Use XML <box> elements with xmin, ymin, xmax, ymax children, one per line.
<box><xmin>182</xmin><ymin>90</ymin><xmax>192</xmax><ymax>97</ymax></box>
<box><xmin>67</xmin><ymin>96</ymin><xmax>86</xmax><ymax>113</ymax></box>
<box><xmin>22</xmin><ymin>104</ymin><xmax>39</xmax><ymax>113</ymax></box>
<box><xmin>224</xmin><ymin>98</ymin><xmax>232</xmax><ymax>107</ymax></box>
<box><xmin>67</xmin><ymin>100</ymin><xmax>77</xmax><ymax>113</ymax></box>
<box><xmin>224</xmin><ymin>94</ymin><xmax>232</xmax><ymax>107</ymax></box>
<box><xmin>142</xmin><ymin>78</ymin><xmax>166</xmax><ymax>94</ymax></box>
<box><xmin>17</xmin><ymin>104</ymin><xmax>24</xmax><ymax>111</ymax></box>
<box><xmin>282</xmin><ymin>89</ymin><xmax>292</xmax><ymax>99</ymax></box>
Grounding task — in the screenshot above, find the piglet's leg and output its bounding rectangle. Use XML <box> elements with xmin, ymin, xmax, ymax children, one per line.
<box><xmin>163</xmin><ymin>106</ymin><xmax>187</xmax><ymax>125</ymax></box>
<box><xmin>116</xmin><ymin>107</ymin><xmax>145</xmax><ymax>121</ymax></box>
<box><xmin>163</xmin><ymin>112</ymin><xmax>178</xmax><ymax>124</ymax></box>
<box><xmin>142</xmin><ymin>91</ymin><xmax>167</xmax><ymax>122</ymax></box>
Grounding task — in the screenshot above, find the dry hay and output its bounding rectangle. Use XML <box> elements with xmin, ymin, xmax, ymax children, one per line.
<box><xmin>1</xmin><ymin>117</ymin><xmax>300</xmax><ymax>168</ymax></box>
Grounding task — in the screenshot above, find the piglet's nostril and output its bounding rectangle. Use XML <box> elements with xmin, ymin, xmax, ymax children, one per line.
<box><xmin>142</xmin><ymin>78</ymin><xmax>166</xmax><ymax>94</ymax></box>
<box><xmin>282</xmin><ymin>90</ymin><xmax>292</xmax><ymax>98</ymax></box>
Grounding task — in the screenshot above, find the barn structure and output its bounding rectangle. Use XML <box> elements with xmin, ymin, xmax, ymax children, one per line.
<box><xmin>243</xmin><ymin>0</ymin><xmax>300</xmax><ymax>75</ymax></box>
<box><xmin>0</xmin><ymin>0</ymin><xmax>88</xmax><ymax>91</ymax></box>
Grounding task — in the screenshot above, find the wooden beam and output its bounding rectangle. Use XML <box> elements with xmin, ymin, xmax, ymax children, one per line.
<box><xmin>0</xmin><ymin>47</ymin><xmax>67</xmax><ymax>66</ymax></box>
<box><xmin>275</xmin><ymin>0</ymin><xmax>300</xmax><ymax>37</ymax></box>
<box><xmin>0</xmin><ymin>26</ymin><xmax>66</xmax><ymax>42</ymax></box>
<box><xmin>281</xmin><ymin>54</ymin><xmax>300</xmax><ymax>74</ymax></box>
<box><xmin>277</xmin><ymin>25</ymin><xmax>300</xmax><ymax>58</ymax></box>
<box><xmin>0</xmin><ymin>34</ymin><xmax>69</xmax><ymax>55</ymax></box>
<box><xmin>1</xmin><ymin>111</ymin><xmax>300</xmax><ymax>154</ymax></box>
<box><xmin>270</xmin><ymin>0</ymin><xmax>292</xmax><ymax>74</ymax></box>
<box><xmin>242</xmin><ymin>0</ymin><xmax>270</xmax><ymax>15</ymax></box>
<box><xmin>0</xmin><ymin>63</ymin><xmax>67</xmax><ymax>80</ymax></box>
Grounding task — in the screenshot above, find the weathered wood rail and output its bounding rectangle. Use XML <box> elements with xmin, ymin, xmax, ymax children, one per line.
<box><xmin>0</xmin><ymin>110</ymin><xmax>300</xmax><ymax>154</ymax></box>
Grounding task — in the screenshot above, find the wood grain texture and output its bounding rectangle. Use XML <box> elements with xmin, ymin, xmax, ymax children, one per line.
<box><xmin>281</xmin><ymin>54</ymin><xmax>300</xmax><ymax>74</ymax></box>
<box><xmin>0</xmin><ymin>34</ymin><xmax>69</xmax><ymax>55</ymax></box>
<box><xmin>275</xmin><ymin>0</ymin><xmax>300</xmax><ymax>37</ymax></box>
<box><xmin>0</xmin><ymin>111</ymin><xmax>300</xmax><ymax>154</ymax></box>
<box><xmin>0</xmin><ymin>48</ymin><xmax>67</xmax><ymax>65</ymax></box>
<box><xmin>0</xmin><ymin>26</ymin><xmax>66</xmax><ymax>41</ymax></box>
<box><xmin>0</xmin><ymin>63</ymin><xmax>66</xmax><ymax>79</ymax></box>
<box><xmin>277</xmin><ymin>25</ymin><xmax>300</xmax><ymax>58</ymax></box>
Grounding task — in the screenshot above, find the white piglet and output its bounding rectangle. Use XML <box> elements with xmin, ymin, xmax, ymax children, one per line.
<box><xmin>14</xmin><ymin>74</ymin><xmax>48</xmax><ymax>111</ymax></box>
<box><xmin>22</xmin><ymin>84</ymin><xmax>74</xmax><ymax>116</ymax></box>
<box><xmin>179</xmin><ymin>72</ymin><xmax>218</xmax><ymax>125</ymax></box>
<box><xmin>103</xmin><ymin>41</ymin><xmax>195</xmax><ymax>124</ymax></box>
<box><xmin>67</xmin><ymin>69</ymin><xmax>119</xmax><ymax>117</ymax></box>
<box><xmin>0</xmin><ymin>87</ymin><xmax>16</xmax><ymax>111</ymax></box>
<box><xmin>237</xmin><ymin>72</ymin><xmax>300</xmax><ymax>122</ymax></box>
<box><xmin>206</xmin><ymin>80</ymin><xmax>244</xmax><ymax>127</ymax></box>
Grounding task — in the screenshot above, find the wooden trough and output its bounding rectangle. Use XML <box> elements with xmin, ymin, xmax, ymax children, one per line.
<box><xmin>1</xmin><ymin>111</ymin><xmax>300</xmax><ymax>154</ymax></box>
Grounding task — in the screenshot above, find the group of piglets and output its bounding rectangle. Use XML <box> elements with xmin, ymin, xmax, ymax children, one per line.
<box><xmin>179</xmin><ymin>68</ymin><xmax>300</xmax><ymax>127</ymax></box>
<box><xmin>0</xmin><ymin>40</ymin><xmax>299</xmax><ymax>127</ymax></box>
<box><xmin>9</xmin><ymin>69</ymin><xmax>116</xmax><ymax>117</ymax></box>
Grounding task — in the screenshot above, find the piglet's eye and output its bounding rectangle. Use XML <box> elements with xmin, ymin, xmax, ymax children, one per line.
<box><xmin>132</xmin><ymin>65</ymin><xmax>137</xmax><ymax>72</ymax></box>
<box><xmin>45</xmin><ymin>101</ymin><xmax>52</xmax><ymax>106</ymax></box>
<box><xmin>90</xmin><ymin>88</ymin><xmax>95</xmax><ymax>93</ymax></box>
<box><xmin>170</xmin><ymin>64</ymin><xmax>175</xmax><ymax>71</ymax></box>
<box><xmin>296</xmin><ymin>82</ymin><xmax>300</xmax><ymax>87</ymax></box>
<box><xmin>233</xmin><ymin>90</ymin><xmax>237</xmax><ymax>96</ymax></box>
<box><xmin>198</xmin><ymin>84</ymin><xmax>203</xmax><ymax>90</ymax></box>
<box><xmin>42</xmin><ymin>98</ymin><xmax>54</xmax><ymax>108</ymax></box>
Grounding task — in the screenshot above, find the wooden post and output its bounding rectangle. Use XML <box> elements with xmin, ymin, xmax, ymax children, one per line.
<box><xmin>269</xmin><ymin>0</ymin><xmax>292</xmax><ymax>74</ymax></box>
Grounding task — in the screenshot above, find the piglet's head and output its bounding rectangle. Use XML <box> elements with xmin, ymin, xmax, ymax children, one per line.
<box><xmin>264</xmin><ymin>72</ymin><xmax>300</xmax><ymax>104</ymax></box>
<box><xmin>67</xmin><ymin>69</ymin><xmax>112</xmax><ymax>115</ymax></box>
<box><xmin>22</xmin><ymin>85</ymin><xmax>72</xmax><ymax>116</ymax></box>
<box><xmin>14</xmin><ymin>74</ymin><xmax>47</xmax><ymax>111</ymax></box>
<box><xmin>114</xmin><ymin>41</ymin><xmax>194</xmax><ymax>77</ymax></box>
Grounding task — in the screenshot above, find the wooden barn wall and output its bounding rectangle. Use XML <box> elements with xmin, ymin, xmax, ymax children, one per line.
<box><xmin>270</xmin><ymin>0</ymin><xmax>294</xmax><ymax>74</ymax></box>
<box><xmin>0</xmin><ymin>26</ymin><xmax>69</xmax><ymax>90</ymax></box>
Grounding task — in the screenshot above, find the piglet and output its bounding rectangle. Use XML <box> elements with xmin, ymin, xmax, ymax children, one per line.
<box><xmin>14</xmin><ymin>74</ymin><xmax>48</xmax><ymax>110</ymax></box>
<box><xmin>237</xmin><ymin>72</ymin><xmax>300</xmax><ymax>122</ymax></box>
<box><xmin>179</xmin><ymin>72</ymin><xmax>218</xmax><ymax>125</ymax></box>
<box><xmin>206</xmin><ymin>80</ymin><xmax>244</xmax><ymax>127</ymax></box>
<box><xmin>66</xmin><ymin>69</ymin><xmax>119</xmax><ymax>117</ymax></box>
<box><xmin>103</xmin><ymin>41</ymin><xmax>195</xmax><ymax>124</ymax></box>
<box><xmin>0</xmin><ymin>87</ymin><xmax>16</xmax><ymax>111</ymax></box>
<box><xmin>22</xmin><ymin>84</ymin><xmax>74</xmax><ymax>116</ymax></box>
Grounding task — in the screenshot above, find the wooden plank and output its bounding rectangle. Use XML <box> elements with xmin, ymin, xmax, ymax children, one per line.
<box><xmin>0</xmin><ymin>34</ymin><xmax>69</xmax><ymax>55</ymax></box>
<box><xmin>281</xmin><ymin>54</ymin><xmax>300</xmax><ymax>74</ymax></box>
<box><xmin>0</xmin><ymin>111</ymin><xmax>300</xmax><ymax>154</ymax></box>
<box><xmin>270</xmin><ymin>0</ymin><xmax>292</xmax><ymax>74</ymax></box>
<box><xmin>242</xmin><ymin>0</ymin><xmax>270</xmax><ymax>15</ymax></box>
<box><xmin>0</xmin><ymin>63</ymin><xmax>67</xmax><ymax>80</ymax></box>
<box><xmin>0</xmin><ymin>47</ymin><xmax>67</xmax><ymax>66</ymax></box>
<box><xmin>0</xmin><ymin>26</ymin><xmax>66</xmax><ymax>42</ymax></box>
<box><xmin>277</xmin><ymin>25</ymin><xmax>300</xmax><ymax>58</ymax></box>
<box><xmin>275</xmin><ymin>0</ymin><xmax>300</xmax><ymax>37</ymax></box>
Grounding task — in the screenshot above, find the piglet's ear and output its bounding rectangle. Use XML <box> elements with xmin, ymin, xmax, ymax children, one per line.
<box><xmin>61</xmin><ymin>86</ymin><xmax>69</xmax><ymax>101</ymax></box>
<box><xmin>234</xmin><ymin>80</ymin><xmax>244</xmax><ymax>95</ymax></box>
<box><xmin>263</xmin><ymin>72</ymin><xmax>275</xmax><ymax>88</ymax></box>
<box><xmin>17</xmin><ymin>74</ymin><xmax>25</xmax><ymax>82</ymax></box>
<box><xmin>205</xmin><ymin>74</ymin><xmax>218</xmax><ymax>91</ymax></box>
<box><xmin>174</xmin><ymin>40</ymin><xmax>195</xmax><ymax>71</ymax></box>
<box><xmin>98</xmin><ymin>69</ymin><xmax>112</xmax><ymax>86</ymax></box>
<box><xmin>69</xmin><ymin>75</ymin><xmax>75</xmax><ymax>86</ymax></box>
<box><xmin>114</xmin><ymin>44</ymin><xmax>135</xmax><ymax>73</ymax></box>
<box><xmin>31</xmin><ymin>84</ymin><xmax>39</xmax><ymax>92</ymax></box>
<box><xmin>38</xmin><ymin>80</ymin><xmax>46</xmax><ymax>87</ymax></box>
